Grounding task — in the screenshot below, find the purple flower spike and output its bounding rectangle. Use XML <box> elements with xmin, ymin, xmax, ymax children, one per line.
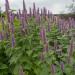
<box><xmin>9</xmin><ymin>12</ymin><xmax>15</xmax><ymax>33</ymax></box>
<box><xmin>51</xmin><ymin>64</ymin><xmax>56</xmax><ymax>75</ymax></box>
<box><xmin>35</xmin><ymin>14</ymin><xmax>40</xmax><ymax>25</ymax></box>
<box><xmin>5</xmin><ymin>0</ymin><xmax>10</xmax><ymax>22</ymax></box>
<box><xmin>41</xmin><ymin>9</ymin><xmax>43</xmax><ymax>16</ymax></box>
<box><xmin>23</xmin><ymin>0</ymin><xmax>26</xmax><ymax>12</ymax></box>
<box><xmin>60</xmin><ymin>62</ymin><xmax>64</xmax><ymax>72</ymax></box>
<box><xmin>33</xmin><ymin>2</ymin><xmax>36</xmax><ymax>17</ymax></box>
<box><xmin>19</xmin><ymin>9</ymin><xmax>22</xmax><ymax>21</ymax></box>
<box><xmin>29</xmin><ymin>7</ymin><xmax>32</xmax><ymax>17</ymax></box>
<box><xmin>11</xmin><ymin>34</ymin><xmax>15</xmax><ymax>48</ymax></box>
<box><xmin>68</xmin><ymin>38</ymin><xmax>74</xmax><ymax>57</ymax></box>
<box><xmin>0</xmin><ymin>32</ymin><xmax>3</xmax><ymax>41</ymax></box>
<box><xmin>19</xmin><ymin>66</ymin><xmax>25</xmax><ymax>75</ymax></box>
<box><xmin>23</xmin><ymin>0</ymin><xmax>27</xmax><ymax>22</ymax></box>
<box><xmin>5</xmin><ymin>0</ymin><xmax>10</xmax><ymax>10</ymax></box>
<box><xmin>43</xmin><ymin>7</ymin><xmax>47</xmax><ymax>17</ymax></box>
<box><xmin>48</xmin><ymin>10</ymin><xmax>50</xmax><ymax>18</ymax></box>
<box><xmin>1</xmin><ymin>17</ymin><xmax>5</xmax><ymax>31</ymax></box>
<box><xmin>40</xmin><ymin>26</ymin><xmax>47</xmax><ymax>44</ymax></box>
<box><xmin>37</xmin><ymin>8</ymin><xmax>39</xmax><ymax>15</ymax></box>
<box><xmin>67</xmin><ymin>38</ymin><xmax>74</xmax><ymax>63</ymax></box>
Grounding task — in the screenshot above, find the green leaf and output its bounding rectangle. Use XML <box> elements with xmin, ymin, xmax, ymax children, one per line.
<box><xmin>0</xmin><ymin>63</ymin><xmax>8</xmax><ymax>69</ymax></box>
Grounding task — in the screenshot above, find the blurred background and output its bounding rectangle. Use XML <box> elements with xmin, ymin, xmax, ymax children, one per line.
<box><xmin>0</xmin><ymin>0</ymin><xmax>75</xmax><ymax>14</ymax></box>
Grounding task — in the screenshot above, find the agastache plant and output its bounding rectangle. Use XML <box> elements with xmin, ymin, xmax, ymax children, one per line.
<box><xmin>9</xmin><ymin>11</ymin><xmax>15</xmax><ymax>48</ymax></box>
<box><xmin>0</xmin><ymin>0</ymin><xmax>75</xmax><ymax>75</ymax></box>
<box><xmin>29</xmin><ymin>7</ymin><xmax>32</xmax><ymax>17</ymax></box>
<box><xmin>51</xmin><ymin>64</ymin><xmax>56</xmax><ymax>75</ymax></box>
<box><xmin>5</xmin><ymin>0</ymin><xmax>10</xmax><ymax>22</ymax></box>
<box><xmin>11</xmin><ymin>34</ymin><xmax>15</xmax><ymax>48</ymax></box>
<box><xmin>1</xmin><ymin>17</ymin><xmax>5</xmax><ymax>31</ymax></box>
<box><xmin>23</xmin><ymin>0</ymin><xmax>26</xmax><ymax>12</ymax></box>
<box><xmin>37</xmin><ymin>8</ymin><xmax>40</xmax><ymax>15</ymax></box>
<box><xmin>22</xmin><ymin>0</ymin><xmax>28</xmax><ymax>29</ymax></box>
<box><xmin>1</xmin><ymin>17</ymin><xmax>5</xmax><ymax>39</ymax></box>
<box><xmin>5</xmin><ymin>0</ymin><xmax>12</xmax><ymax>37</ymax></box>
<box><xmin>0</xmin><ymin>32</ymin><xmax>3</xmax><ymax>40</ymax></box>
<box><xmin>21</xmin><ymin>16</ymin><xmax>25</xmax><ymax>33</ymax></box>
<box><xmin>18</xmin><ymin>9</ymin><xmax>22</xmax><ymax>23</ymax></box>
<box><xmin>18</xmin><ymin>9</ymin><xmax>24</xmax><ymax>32</ymax></box>
<box><xmin>9</xmin><ymin>12</ymin><xmax>15</xmax><ymax>33</ymax></box>
<box><xmin>40</xmin><ymin>26</ymin><xmax>47</xmax><ymax>44</ymax></box>
<box><xmin>0</xmin><ymin>7</ymin><xmax>1</xmax><ymax>15</ymax></box>
<box><xmin>47</xmin><ymin>19</ymin><xmax>51</xmax><ymax>32</ymax></box>
<box><xmin>40</xmin><ymin>26</ymin><xmax>49</xmax><ymax>53</ymax></box>
<box><xmin>67</xmin><ymin>37</ymin><xmax>74</xmax><ymax>63</ymax></box>
<box><xmin>35</xmin><ymin>13</ymin><xmax>40</xmax><ymax>25</ymax></box>
<box><xmin>33</xmin><ymin>2</ymin><xmax>36</xmax><ymax>17</ymax></box>
<box><xmin>60</xmin><ymin>61</ymin><xmax>64</xmax><ymax>73</ymax></box>
<box><xmin>35</xmin><ymin>8</ymin><xmax>40</xmax><ymax>24</ymax></box>
<box><xmin>68</xmin><ymin>38</ymin><xmax>74</xmax><ymax>57</ymax></box>
<box><xmin>48</xmin><ymin>10</ymin><xmax>50</xmax><ymax>18</ymax></box>
<box><xmin>23</xmin><ymin>0</ymin><xmax>27</xmax><ymax>22</ymax></box>
<box><xmin>20</xmin><ymin>15</ymin><xmax>28</xmax><ymax>35</ymax></box>
<box><xmin>41</xmin><ymin>9</ymin><xmax>43</xmax><ymax>17</ymax></box>
<box><xmin>43</xmin><ymin>7</ymin><xmax>47</xmax><ymax>19</ymax></box>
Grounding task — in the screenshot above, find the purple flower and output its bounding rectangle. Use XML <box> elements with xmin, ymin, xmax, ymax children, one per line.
<box><xmin>18</xmin><ymin>9</ymin><xmax>22</xmax><ymax>21</ymax></box>
<box><xmin>1</xmin><ymin>17</ymin><xmax>5</xmax><ymax>31</ymax></box>
<box><xmin>0</xmin><ymin>32</ymin><xmax>3</xmax><ymax>40</ymax></box>
<box><xmin>60</xmin><ymin>62</ymin><xmax>64</xmax><ymax>72</ymax></box>
<box><xmin>0</xmin><ymin>7</ymin><xmax>1</xmax><ymax>14</ymax></box>
<box><xmin>11</xmin><ymin>34</ymin><xmax>15</xmax><ymax>48</ymax></box>
<box><xmin>43</xmin><ymin>7</ymin><xmax>47</xmax><ymax>17</ymax></box>
<box><xmin>23</xmin><ymin>0</ymin><xmax>26</xmax><ymax>12</ymax></box>
<box><xmin>5</xmin><ymin>0</ymin><xmax>10</xmax><ymax>10</ymax></box>
<box><xmin>29</xmin><ymin>7</ymin><xmax>32</xmax><ymax>17</ymax></box>
<box><xmin>20</xmin><ymin>16</ymin><xmax>25</xmax><ymax>32</ymax></box>
<box><xmin>33</xmin><ymin>2</ymin><xmax>36</xmax><ymax>17</ymax></box>
<box><xmin>67</xmin><ymin>38</ymin><xmax>74</xmax><ymax>63</ymax></box>
<box><xmin>9</xmin><ymin>12</ymin><xmax>15</xmax><ymax>33</ymax></box>
<box><xmin>67</xmin><ymin>38</ymin><xmax>73</xmax><ymax>57</ymax></box>
<box><xmin>5</xmin><ymin>0</ymin><xmax>10</xmax><ymax>22</ymax></box>
<box><xmin>23</xmin><ymin>0</ymin><xmax>27</xmax><ymax>22</ymax></box>
<box><xmin>16</xmin><ymin>12</ymin><xmax>19</xmax><ymax>19</ymax></box>
<box><xmin>35</xmin><ymin>14</ymin><xmax>40</xmax><ymax>25</ymax></box>
<box><xmin>41</xmin><ymin>9</ymin><xmax>43</xmax><ymax>16</ymax></box>
<box><xmin>40</xmin><ymin>26</ymin><xmax>47</xmax><ymax>44</ymax></box>
<box><xmin>48</xmin><ymin>10</ymin><xmax>50</xmax><ymax>18</ymax></box>
<box><xmin>37</xmin><ymin>8</ymin><xmax>39</xmax><ymax>15</ymax></box>
<box><xmin>20</xmin><ymin>15</ymin><xmax>28</xmax><ymax>34</ymax></box>
<box><xmin>51</xmin><ymin>64</ymin><xmax>56</xmax><ymax>75</ymax></box>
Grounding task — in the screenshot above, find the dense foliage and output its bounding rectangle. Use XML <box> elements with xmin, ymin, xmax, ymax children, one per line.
<box><xmin>0</xmin><ymin>0</ymin><xmax>75</xmax><ymax>75</ymax></box>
